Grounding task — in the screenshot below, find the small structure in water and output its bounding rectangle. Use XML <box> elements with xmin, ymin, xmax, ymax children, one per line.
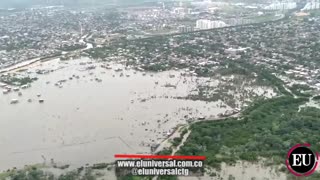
<box><xmin>95</xmin><ymin>78</ymin><xmax>102</xmax><ymax>82</ymax></box>
<box><xmin>169</xmin><ymin>74</ymin><xmax>175</xmax><ymax>78</ymax></box>
<box><xmin>151</xmin><ymin>143</ymin><xmax>160</xmax><ymax>153</ymax></box>
<box><xmin>10</xmin><ymin>99</ymin><xmax>19</xmax><ymax>104</ymax></box>
<box><xmin>86</xmin><ymin>65</ymin><xmax>96</xmax><ymax>70</ymax></box>
<box><xmin>21</xmin><ymin>84</ymin><xmax>31</xmax><ymax>89</ymax></box>
<box><xmin>3</xmin><ymin>89</ymin><xmax>9</xmax><ymax>94</ymax></box>
<box><xmin>164</xmin><ymin>83</ymin><xmax>176</xmax><ymax>88</ymax></box>
<box><xmin>39</xmin><ymin>99</ymin><xmax>44</xmax><ymax>103</ymax></box>
<box><xmin>115</xmin><ymin>68</ymin><xmax>123</xmax><ymax>72</ymax></box>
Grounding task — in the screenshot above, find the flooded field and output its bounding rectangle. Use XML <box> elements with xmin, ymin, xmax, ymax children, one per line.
<box><xmin>0</xmin><ymin>57</ymin><xmax>232</xmax><ymax>170</ymax></box>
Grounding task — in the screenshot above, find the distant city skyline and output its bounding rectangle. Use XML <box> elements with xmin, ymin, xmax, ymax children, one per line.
<box><xmin>0</xmin><ymin>0</ymin><xmax>159</xmax><ymax>8</ymax></box>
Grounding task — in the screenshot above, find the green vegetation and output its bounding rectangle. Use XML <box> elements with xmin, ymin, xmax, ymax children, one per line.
<box><xmin>117</xmin><ymin>176</ymin><xmax>177</xmax><ymax>180</ymax></box>
<box><xmin>312</xmin><ymin>95</ymin><xmax>320</xmax><ymax>100</ymax></box>
<box><xmin>310</xmin><ymin>10</ymin><xmax>320</xmax><ymax>17</ymax></box>
<box><xmin>142</xmin><ymin>63</ymin><xmax>168</xmax><ymax>72</ymax></box>
<box><xmin>92</xmin><ymin>163</ymin><xmax>113</xmax><ymax>170</ymax></box>
<box><xmin>218</xmin><ymin>60</ymin><xmax>293</xmax><ymax>96</ymax></box>
<box><xmin>1</xmin><ymin>164</ymin><xmax>102</xmax><ymax>180</ymax></box>
<box><xmin>216</xmin><ymin>62</ymin><xmax>252</xmax><ymax>77</ymax></box>
<box><xmin>288</xmin><ymin>84</ymin><xmax>314</xmax><ymax>97</ymax></box>
<box><xmin>58</xmin><ymin>168</ymin><xmax>96</xmax><ymax>180</ymax></box>
<box><xmin>118</xmin><ymin>175</ymin><xmax>156</xmax><ymax>180</ymax></box>
<box><xmin>258</xmin><ymin>70</ymin><xmax>292</xmax><ymax>96</ymax></box>
<box><xmin>157</xmin><ymin>176</ymin><xmax>178</xmax><ymax>180</ymax></box>
<box><xmin>170</xmin><ymin>127</ymin><xmax>188</xmax><ymax>147</ymax></box>
<box><xmin>58</xmin><ymin>44</ymin><xmax>87</xmax><ymax>52</ymax></box>
<box><xmin>288</xmin><ymin>172</ymin><xmax>320</xmax><ymax>180</ymax></box>
<box><xmin>157</xmin><ymin>148</ymin><xmax>173</xmax><ymax>155</ymax></box>
<box><xmin>171</xmin><ymin>137</ymin><xmax>182</xmax><ymax>147</ymax></box>
<box><xmin>251</xmin><ymin>14</ymin><xmax>279</xmax><ymax>23</ymax></box>
<box><xmin>0</xmin><ymin>76</ymin><xmax>37</xmax><ymax>86</ymax></box>
<box><xmin>178</xmin><ymin>96</ymin><xmax>320</xmax><ymax>171</ymax></box>
<box><xmin>0</xmin><ymin>165</ymin><xmax>51</xmax><ymax>180</ymax></box>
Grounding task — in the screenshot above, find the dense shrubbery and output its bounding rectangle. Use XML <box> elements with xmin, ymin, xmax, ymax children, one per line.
<box><xmin>4</xmin><ymin>166</ymin><xmax>97</xmax><ymax>180</ymax></box>
<box><xmin>9</xmin><ymin>169</ymin><xmax>50</xmax><ymax>180</ymax></box>
<box><xmin>58</xmin><ymin>44</ymin><xmax>87</xmax><ymax>51</ymax></box>
<box><xmin>289</xmin><ymin>84</ymin><xmax>314</xmax><ymax>97</ymax></box>
<box><xmin>178</xmin><ymin>96</ymin><xmax>320</xmax><ymax>170</ymax></box>
<box><xmin>0</xmin><ymin>76</ymin><xmax>37</xmax><ymax>85</ymax></box>
<box><xmin>312</xmin><ymin>95</ymin><xmax>320</xmax><ymax>100</ymax></box>
<box><xmin>171</xmin><ymin>137</ymin><xmax>182</xmax><ymax>147</ymax></box>
<box><xmin>142</xmin><ymin>64</ymin><xmax>168</xmax><ymax>72</ymax></box>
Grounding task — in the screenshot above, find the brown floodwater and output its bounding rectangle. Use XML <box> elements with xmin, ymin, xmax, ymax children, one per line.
<box><xmin>0</xmin><ymin>57</ymin><xmax>230</xmax><ymax>170</ymax></box>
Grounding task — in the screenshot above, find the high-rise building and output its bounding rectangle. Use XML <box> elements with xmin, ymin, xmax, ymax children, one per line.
<box><xmin>173</xmin><ymin>7</ymin><xmax>191</xmax><ymax>14</ymax></box>
<box><xmin>302</xmin><ymin>0</ymin><xmax>320</xmax><ymax>10</ymax></box>
<box><xmin>264</xmin><ymin>1</ymin><xmax>297</xmax><ymax>10</ymax></box>
<box><xmin>196</xmin><ymin>19</ymin><xmax>228</xmax><ymax>30</ymax></box>
<box><xmin>178</xmin><ymin>25</ymin><xmax>194</xmax><ymax>33</ymax></box>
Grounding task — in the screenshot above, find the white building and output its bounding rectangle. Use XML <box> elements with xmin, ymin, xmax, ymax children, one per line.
<box><xmin>191</xmin><ymin>0</ymin><xmax>229</xmax><ymax>8</ymax></box>
<box><xmin>302</xmin><ymin>0</ymin><xmax>320</xmax><ymax>10</ymax></box>
<box><xmin>173</xmin><ymin>7</ymin><xmax>185</xmax><ymax>14</ymax></box>
<box><xmin>264</xmin><ymin>2</ymin><xmax>297</xmax><ymax>10</ymax></box>
<box><xmin>196</xmin><ymin>19</ymin><xmax>228</xmax><ymax>30</ymax></box>
<box><xmin>178</xmin><ymin>25</ymin><xmax>193</xmax><ymax>33</ymax></box>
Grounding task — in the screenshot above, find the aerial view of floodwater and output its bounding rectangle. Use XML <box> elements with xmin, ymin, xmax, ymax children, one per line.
<box><xmin>0</xmin><ymin>57</ymin><xmax>231</xmax><ymax>170</ymax></box>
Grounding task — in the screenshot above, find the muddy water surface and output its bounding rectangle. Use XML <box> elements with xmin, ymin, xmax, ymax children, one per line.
<box><xmin>0</xmin><ymin>57</ymin><xmax>230</xmax><ymax>170</ymax></box>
